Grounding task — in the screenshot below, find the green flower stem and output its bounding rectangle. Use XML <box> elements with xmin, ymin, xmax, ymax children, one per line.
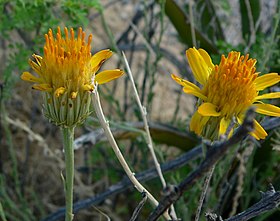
<box><xmin>62</xmin><ymin>127</ymin><xmax>75</xmax><ymax>221</ymax></box>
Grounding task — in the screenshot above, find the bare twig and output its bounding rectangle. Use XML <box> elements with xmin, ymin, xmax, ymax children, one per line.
<box><xmin>195</xmin><ymin>165</ymin><xmax>216</xmax><ymax>221</ymax></box>
<box><xmin>206</xmin><ymin>184</ymin><xmax>280</xmax><ymax>221</ymax></box>
<box><xmin>129</xmin><ymin>192</ymin><xmax>148</xmax><ymax>221</ymax></box>
<box><xmin>123</xmin><ymin>52</ymin><xmax>177</xmax><ymax>219</ymax></box>
<box><xmin>92</xmin><ymin>87</ymin><xmax>170</xmax><ymax>220</ymax></box>
<box><xmin>147</xmin><ymin>107</ymin><xmax>256</xmax><ymax>221</ymax></box>
<box><xmin>122</xmin><ymin>52</ymin><xmax>167</xmax><ymax>188</ymax></box>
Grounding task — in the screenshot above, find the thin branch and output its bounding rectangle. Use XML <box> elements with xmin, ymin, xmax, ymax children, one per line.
<box><xmin>122</xmin><ymin>52</ymin><xmax>177</xmax><ymax>219</ymax></box>
<box><xmin>122</xmin><ymin>52</ymin><xmax>167</xmax><ymax>188</ymax></box>
<box><xmin>206</xmin><ymin>184</ymin><xmax>280</xmax><ymax>221</ymax></box>
<box><xmin>195</xmin><ymin>165</ymin><xmax>216</xmax><ymax>221</ymax></box>
<box><xmin>92</xmin><ymin>88</ymin><xmax>170</xmax><ymax>220</ymax></box>
<box><xmin>129</xmin><ymin>192</ymin><xmax>148</xmax><ymax>221</ymax></box>
<box><xmin>225</xmin><ymin>184</ymin><xmax>280</xmax><ymax>221</ymax></box>
<box><xmin>147</xmin><ymin>107</ymin><xmax>256</xmax><ymax>221</ymax></box>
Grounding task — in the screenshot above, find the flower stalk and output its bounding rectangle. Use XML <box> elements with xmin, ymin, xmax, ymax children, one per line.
<box><xmin>62</xmin><ymin>127</ymin><xmax>75</xmax><ymax>221</ymax></box>
<box><xmin>21</xmin><ymin>27</ymin><xmax>124</xmax><ymax>220</ymax></box>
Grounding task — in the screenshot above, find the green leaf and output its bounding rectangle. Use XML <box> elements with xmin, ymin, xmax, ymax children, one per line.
<box><xmin>239</xmin><ymin>0</ymin><xmax>261</xmax><ymax>41</ymax></box>
<box><xmin>163</xmin><ymin>0</ymin><xmax>218</xmax><ymax>54</ymax></box>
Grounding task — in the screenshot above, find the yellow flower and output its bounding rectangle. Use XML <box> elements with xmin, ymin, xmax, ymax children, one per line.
<box><xmin>172</xmin><ymin>47</ymin><xmax>280</xmax><ymax>140</ymax></box>
<box><xmin>21</xmin><ymin>27</ymin><xmax>124</xmax><ymax>127</ymax></box>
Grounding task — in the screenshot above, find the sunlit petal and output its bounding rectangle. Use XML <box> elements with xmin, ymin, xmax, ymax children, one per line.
<box><xmin>21</xmin><ymin>72</ymin><xmax>43</xmax><ymax>83</ymax></box>
<box><xmin>250</xmin><ymin>120</ymin><xmax>267</xmax><ymax>140</ymax></box>
<box><xmin>198</xmin><ymin>102</ymin><xmax>221</xmax><ymax>117</ymax></box>
<box><xmin>91</xmin><ymin>49</ymin><xmax>113</xmax><ymax>73</ymax></box>
<box><xmin>198</xmin><ymin>48</ymin><xmax>214</xmax><ymax>70</ymax></box>
<box><xmin>219</xmin><ymin>117</ymin><xmax>231</xmax><ymax>136</ymax></box>
<box><xmin>255</xmin><ymin>73</ymin><xmax>280</xmax><ymax>91</ymax></box>
<box><xmin>95</xmin><ymin>69</ymin><xmax>124</xmax><ymax>84</ymax></box>
<box><xmin>171</xmin><ymin>74</ymin><xmax>207</xmax><ymax>100</ymax></box>
<box><xmin>254</xmin><ymin>92</ymin><xmax>280</xmax><ymax>101</ymax></box>
<box><xmin>32</xmin><ymin>83</ymin><xmax>52</xmax><ymax>92</ymax></box>
<box><xmin>190</xmin><ymin>111</ymin><xmax>209</xmax><ymax>134</ymax></box>
<box><xmin>186</xmin><ymin>48</ymin><xmax>212</xmax><ymax>85</ymax></box>
<box><xmin>254</xmin><ymin>103</ymin><xmax>280</xmax><ymax>117</ymax></box>
<box><xmin>183</xmin><ymin>87</ymin><xmax>207</xmax><ymax>101</ymax></box>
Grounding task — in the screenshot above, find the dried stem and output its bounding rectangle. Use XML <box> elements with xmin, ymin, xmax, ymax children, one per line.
<box><xmin>122</xmin><ymin>52</ymin><xmax>177</xmax><ymax>219</ymax></box>
<box><xmin>195</xmin><ymin>165</ymin><xmax>216</xmax><ymax>221</ymax></box>
<box><xmin>92</xmin><ymin>88</ymin><xmax>170</xmax><ymax>220</ymax></box>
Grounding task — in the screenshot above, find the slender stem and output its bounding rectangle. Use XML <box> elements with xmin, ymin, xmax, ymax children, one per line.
<box><xmin>62</xmin><ymin>127</ymin><xmax>75</xmax><ymax>221</ymax></box>
<box><xmin>122</xmin><ymin>52</ymin><xmax>177</xmax><ymax>219</ymax></box>
<box><xmin>195</xmin><ymin>165</ymin><xmax>215</xmax><ymax>221</ymax></box>
<box><xmin>92</xmin><ymin>88</ymin><xmax>170</xmax><ymax>220</ymax></box>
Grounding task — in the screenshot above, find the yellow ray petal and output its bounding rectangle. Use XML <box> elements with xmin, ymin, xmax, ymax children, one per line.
<box><xmin>186</xmin><ymin>47</ymin><xmax>213</xmax><ymax>85</ymax></box>
<box><xmin>254</xmin><ymin>103</ymin><xmax>280</xmax><ymax>117</ymax></box>
<box><xmin>171</xmin><ymin>74</ymin><xmax>207</xmax><ymax>100</ymax></box>
<box><xmin>190</xmin><ymin>111</ymin><xmax>209</xmax><ymax>135</ymax></box>
<box><xmin>250</xmin><ymin>119</ymin><xmax>267</xmax><ymax>140</ymax></box>
<box><xmin>32</xmin><ymin>83</ymin><xmax>52</xmax><ymax>92</ymax></box>
<box><xmin>95</xmin><ymin>69</ymin><xmax>124</xmax><ymax>84</ymax></box>
<box><xmin>91</xmin><ymin>49</ymin><xmax>113</xmax><ymax>73</ymax></box>
<box><xmin>171</xmin><ymin>74</ymin><xmax>201</xmax><ymax>90</ymax></box>
<box><xmin>254</xmin><ymin>92</ymin><xmax>280</xmax><ymax>101</ymax></box>
<box><xmin>21</xmin><ymin>72</ymin><xmax>43</xmax><ymax>83</ymax></box>
<box><xmin>183</xmin><ymin>87</ymin><xmax>207</xmax><ymax>101</ymax></box>
<box><xmin>255</xmin><ymin>73</ymin><xmax>280</xmax><ymax>91</ymax></box>
<box><xmin>198</xmin><ymin>102</ymin><xmax>221</xmax><ymax>117</ymax></box>
<box><xmin>219</xmin><ymin>117</ymin><xmax>231</xmax><ymax>136</ymax></box>
<box><xmin>198</xmin><ymin>48</ymin><xmax>214</xmax><ymax>70</ymax></box>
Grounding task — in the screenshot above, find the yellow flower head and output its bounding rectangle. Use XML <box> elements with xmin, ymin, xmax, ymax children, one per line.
<box><xmin>21</xmin><ymin>27</ymin><xmax>124</xmax><ymax>127</ymax></box>
<box><xmin>172</xmin><ymin>47</ymin><xmax>280</xmax><ymax>140</ymax></box>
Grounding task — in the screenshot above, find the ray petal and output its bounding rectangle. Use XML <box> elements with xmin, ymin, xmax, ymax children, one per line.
<box><xmin>254</xmin><ymin>103</ymin><xmax>280</xmax><ymax>117</ymax></box>
<box><xmin>250</xmin><ymin>119</ymin><xmax>267</xmax><ymax>140</ymax></box>
<box><xmin>255</xmin><ymin>73</ymin><xmax>280</xmax><ymax>91</ymax></box>
<box><xmin>90</xmin><ymin>49</ymin><xmax>113</xmax><ymax>73</ymax></box>
<box><xmin>32</xmin><ymin>83</ymin><xmax>52</xmax><ymax>92</ymax></box>
<box><xmin>190</xmin><ymin>111</ymin><xmax>209</xmax><ymax>135</ymax></box>
<box><xmin>171</xmin><ymin>74</ymin><xmax>207</xmax><ymax>100</ymax></box>
<box><xmin>186</xmin><ymin>47</ymin><xmax>213</xmax><ymax>85</ymax></box>
<box><xmin>198</xmin><ymin>102</ymin><xmax>221</xmax><ymax>117</ymax></box>
<box><xmin>21</xmin><ymin>72</ymin><xmax>43</xmax><ymax>83</ymax></box>
<box><xmin>254</xmin><ymin>92</ymin><xmax>280</xmax><ymax>101</ymax></box>
<box><xmin>95</xmin><ymin>69</ymin><xmax>124</xmax><ymax>84</ymax></box>
<box><xmin>219</xmin><ymin>117</ymin><xmax>231</xmax><ymax>136</ymax></box>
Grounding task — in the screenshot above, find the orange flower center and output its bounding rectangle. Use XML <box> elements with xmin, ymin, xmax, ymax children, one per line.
<box><xmin>42</xmin><ymin>27</ymin><xmax>94</xmax><ymax>97</ymax></box>
<box><xmin>203</xmin><ymin>52</ymin><xmax>259</xmax><ymax>119</ymax></box>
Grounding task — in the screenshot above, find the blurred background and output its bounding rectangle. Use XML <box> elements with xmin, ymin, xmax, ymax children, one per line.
<box><xmin>0</xmin><ymin>0</ymin><xmax>280</xmax><ymax>220</ymax></box>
